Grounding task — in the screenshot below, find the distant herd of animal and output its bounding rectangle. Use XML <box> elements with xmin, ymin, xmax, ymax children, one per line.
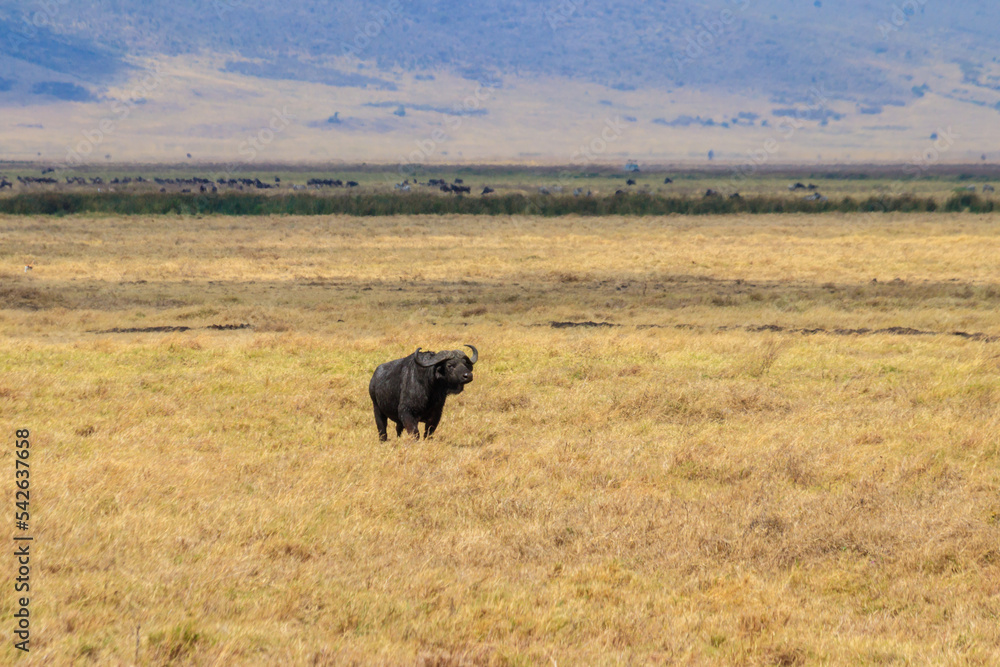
<box><xmin>1</xmin><ymin>173</ymin><xmax>995</xmax><ymax>199</ymax></box>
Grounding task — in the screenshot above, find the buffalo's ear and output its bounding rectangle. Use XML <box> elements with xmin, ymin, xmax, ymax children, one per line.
<box><xmin>434</xmin><ymin>362</ymin><xmax>447</xmax><ymax>379</ymax></box>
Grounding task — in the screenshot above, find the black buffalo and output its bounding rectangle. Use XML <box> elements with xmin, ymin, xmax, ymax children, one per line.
<box><xmin>369</xmin><ymin>345</ymin><xmax>478</xmax><ymax>441</ymax></box>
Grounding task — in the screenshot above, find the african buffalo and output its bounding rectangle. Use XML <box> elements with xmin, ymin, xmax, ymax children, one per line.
<box><xmin>369</xmin><ymin>345</ymin><xmax>478</xmax><ymax>441</ymax></box>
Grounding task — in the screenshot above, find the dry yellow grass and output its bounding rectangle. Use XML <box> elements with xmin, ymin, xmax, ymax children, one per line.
<box><xmin>1</xmin><ymin>212</ymin><xmax>999</xmax><ymax>665</ymax></box>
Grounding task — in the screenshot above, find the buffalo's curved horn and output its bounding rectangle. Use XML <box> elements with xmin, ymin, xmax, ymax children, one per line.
<box><xmin>414</xmin><ymin>348</ymin><xmax>454</xmax><ymax>367</ymax></box>
<box><xmin>464</xmin><ymin>344</ymin><xmax>478</xmax><ymax>364</ymax></box>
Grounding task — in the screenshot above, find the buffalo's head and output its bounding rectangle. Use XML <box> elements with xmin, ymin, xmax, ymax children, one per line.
<box><xmin>415</xmin><ymin>345</ymin><xmax>478</xmax><ymax>393</ymax></box>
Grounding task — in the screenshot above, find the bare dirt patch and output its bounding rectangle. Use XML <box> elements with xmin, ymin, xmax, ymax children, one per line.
<box><xmin>96</xmin><ymin>323</ymin><xmax>252</xmax><ymax>334</ymax></box>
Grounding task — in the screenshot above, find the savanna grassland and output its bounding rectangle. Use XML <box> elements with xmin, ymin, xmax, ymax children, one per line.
<box><xmin>1</xmin><ymin>210</ymin><xmax>999</xmax><ymax>665</ymax></box>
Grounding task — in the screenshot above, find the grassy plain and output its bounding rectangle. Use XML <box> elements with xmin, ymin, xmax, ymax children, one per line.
<box><xmin>2</xmin><ymin>211</ymin><xmax>999</xmax><ymax>664</ymax></box>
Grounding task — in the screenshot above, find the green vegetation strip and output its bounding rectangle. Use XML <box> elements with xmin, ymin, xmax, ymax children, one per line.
<box><xmin>0</xmin><ymin>192</ymin><xmax>995</xmax><ymax>216</ymax></box>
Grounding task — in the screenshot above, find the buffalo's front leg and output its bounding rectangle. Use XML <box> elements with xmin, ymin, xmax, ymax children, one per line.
<box><xmin>424</xmin><ymin>406</ymin><xmax>444</xmax><ymax>438</ymax></box>
<box><xmin>395</xmin><ymin>421</ymin><xmax>404</xmax><ymax>438</ymax></box>
<box><xmin>400</xmin><ymin>412</ymin><xmax>421</xmax><ymax>439</ymax></box>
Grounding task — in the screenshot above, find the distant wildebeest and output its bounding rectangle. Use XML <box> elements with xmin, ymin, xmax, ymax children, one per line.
<box><xmin>307</xmin><ymin>178</ymin><xmax>343</xmax><ymax>187</ymax></box>
<box><xmin>626</xmin><ymin>178</ymin><xmax>636</xmax><ymax>186</ymax></box>
<box><xmin>984</xmin><ymin>184</ymin><xmax>995</xmax><ymax>193</ymax></box>
<box><xmin>663</xmin><ymin>177</ymin><xmax>673</xmax><ymax>184</ymax></box>
<box><xmin>454</xmin><ymin>178</ymin><xmax>464</xmax><ymax>184</ymax></box>
<box><xmin>346</xmin><ymin>181</ymin><xmax>359</xmax><ymax>187</ymax></box>
<box><xmin>704</xmin><ymin>189</ymin><xmax>721</xmax><ymax>197</ymax></box>
<box><xmin>788</xmin><ymin>182</ymin><xmax>806</xmax><ymax>191</ymax></box>
<box><xmin>369</xmin><ymin>345</ymin><xmax>478</xmax><ymax>441</ymax></box>
<box><xmin>729</xmin><ymin>192</ymin><xmax>741</xmax><ymax>199</ymax></box>
<box><xmin>481</xmin><ymin>186</ymin><xmax>495</xmax><ymax>195</ymax></box>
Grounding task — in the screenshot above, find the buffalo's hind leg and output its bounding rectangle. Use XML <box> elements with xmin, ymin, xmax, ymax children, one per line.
<box><xmin>372</xmin><ymin>404</ymin><xmax>389</xmax><ymax>442</ymax></box>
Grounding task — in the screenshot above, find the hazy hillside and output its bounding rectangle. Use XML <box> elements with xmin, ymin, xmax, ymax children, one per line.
<box><xmin>5</xmin><ymin>1</ymin><xmax>1000</xmax><ymax>101</ymax></box>
<box><xmin>1</xmin><ymin>0</ymin><xmax>999</xmax><ymax>163</ymax></box>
